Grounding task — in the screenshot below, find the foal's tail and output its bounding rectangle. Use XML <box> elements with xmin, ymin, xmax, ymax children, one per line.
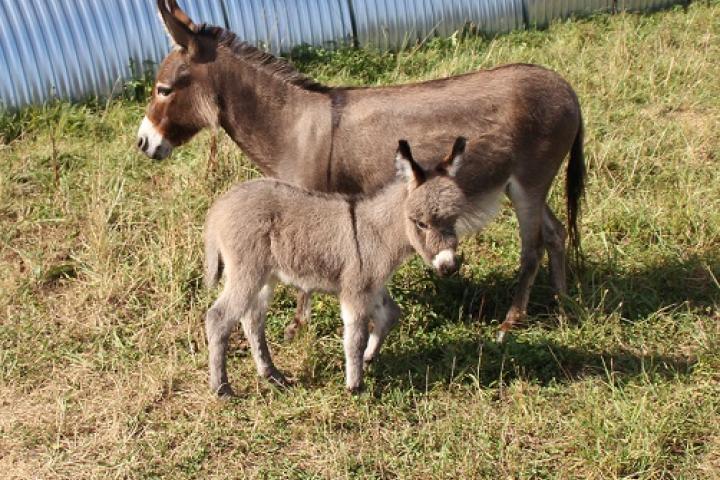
<box><xmin>204</xmin><ymin>232</ymin><xmax>224</xmax><ymax>289</ymax></box>
<box><xmin>566</xmin><ymin>115</ymin><xmax>586</xmax><ymax>262</ymax></box>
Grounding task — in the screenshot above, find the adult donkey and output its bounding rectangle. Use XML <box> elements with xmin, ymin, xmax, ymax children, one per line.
<box><xmin>137</xmin><ymin>0</ymin><xmax>585</xmax><ymax>341</ymax></box>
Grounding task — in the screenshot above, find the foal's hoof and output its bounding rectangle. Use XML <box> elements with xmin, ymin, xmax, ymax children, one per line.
<box><xmin>265</xmin><ymin>369</ymin><xmax>294</xmax><ymax>389</ymax></box>
<box><xmin>496</xmin><ymin>329</ymin><xmax>509</xmax><ymax>344</ymax></box>
<box><xmin>363</xmin><ymin>356</ymin><xmax>376</xmax><ymax>370</ymax></box>
<box><xmin>346</xmin><ymin>384</ymin><xmax>364</xmax><ymax>395</ymax></box>
<box><xmin>213</xmin><ymin>383</ymin><xmax>235</xmax><ymax>398</ymax></box>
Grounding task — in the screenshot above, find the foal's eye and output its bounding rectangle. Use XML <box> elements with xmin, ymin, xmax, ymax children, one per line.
<box><xmin>414</xmin><ymin>219</ymin><xmax>428</xmax><ymax>230</ymax></box>
<box><xmin>157</xmin><ymin>86</ymin><xmax>173</xmax><ymax>97</ymax></box>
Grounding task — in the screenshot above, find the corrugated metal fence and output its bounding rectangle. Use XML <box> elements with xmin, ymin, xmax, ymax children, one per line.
<box><xmin>0</xmin><ymin>0</ymin><xmax>687</xmax><ymax>110</ymax></box>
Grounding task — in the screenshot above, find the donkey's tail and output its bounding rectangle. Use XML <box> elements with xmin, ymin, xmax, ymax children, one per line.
<box><xmin>566</xmin><ymin>115</ymin><xmax>586</xmax><ymax>262</ymax></box>
<box><xmin>204</xmin><ymin>232</ymin><xmax>224</xmax><ymax>289</ymax></box>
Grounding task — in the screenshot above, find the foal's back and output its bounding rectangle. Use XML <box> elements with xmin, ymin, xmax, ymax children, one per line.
<box><xmin>205</xmin><ymin>179</ymin><xmax>355</xmax><ymax>289</ymax></box>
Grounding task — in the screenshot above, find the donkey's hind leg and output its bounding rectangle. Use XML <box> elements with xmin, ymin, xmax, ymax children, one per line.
<box><xmin>241</xmin><ymin>281</ymin><xmax>291</xmax><ymax>388</ymax></box>
<box><xmin>284</xmin><ymin>290</ymin><xmax>312</xmax><ymax>341</ymax></box>
<box><xmin>498</xmin><ymin>182</ymin><xmax>546</xmax><ymax>342</ymax></box>
<box><xmin>363</xmin><ymin>289</ymin><xmax>401</xmax><ymax>365</ymax></box>
<box><xmin>542</xmin><ymin>204</ymin><xmax>568</xmax><ymax>295</ymax></box>
<box><xmin>206</xmin><ymin>288</ymin><xmax>245</xmax><ymax>397</ymax></box>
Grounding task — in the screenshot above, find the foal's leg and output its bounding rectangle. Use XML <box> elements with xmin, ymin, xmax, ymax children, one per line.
<box><xmin>206</xmin><ymin>287</ymin><xmax>248</xmax><ymax>397</ymax></box>
<box><xmin>241</xmin><ymin>281</ymin><xmax>291</xmax><ymax>388</ymax></box>
<box><xmin>284</xmin><ymin>290</ymin><xmax>312</xmax><ymax>341</ymax></box>
<box><xmin>542</xmin><ymin>204</ymin><xmax>568</xmax><ymax>295</ymax></box>
<box><xmin>363</xmin><ymin>289</ymin><xmax>401</xmax><ymax>365</ymax></box>
<box><xmin>339</xmin><ymin>297</ymin><xmax>372</xmax><ymax>393</ymax></box>
<box><xmin>498</xmin><ymin>183</ymin><xmax>546</xmax><ymax>342</ymax></box>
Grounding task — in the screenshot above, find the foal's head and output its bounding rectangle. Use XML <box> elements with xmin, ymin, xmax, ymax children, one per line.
<box><xmin>137</xmin><ymin>0</ymin><xmax>220</xmax><ymax>160</ymax></box>
<box><xmin>396</xmin><ymin>137</ymin><xmax>467</xmax><ymax>277</ymax></box>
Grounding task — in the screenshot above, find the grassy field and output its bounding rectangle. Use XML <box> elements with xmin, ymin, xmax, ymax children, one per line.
<box><xmin>2</xmin><ymin>3</ymin><xmax>719</xmax><ymax>478</ymax></box>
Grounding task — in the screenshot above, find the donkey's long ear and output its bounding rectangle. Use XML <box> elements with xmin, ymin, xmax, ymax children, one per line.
<box><xmin>158</xmin><ymin>0</ymin><xmax>197</xmax><ymax>50</ymax></box>
<box><xmin>437</xmin><ymin>136</ymin><xmax>467</xmax><ymax>177</ymax></box>
<box><xmin>396</xmin><ymin>140</ymin><xmax>426</xmax><ymax>185</ymax></box>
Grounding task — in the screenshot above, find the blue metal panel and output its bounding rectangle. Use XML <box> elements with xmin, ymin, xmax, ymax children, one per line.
<box><xmin>0</xmin><ymin>0</ymin><xmax>691</xmax><ymax>110</ymax></box>
<box><xmin>92</xmin><ymin>0</ymin><xmax>129</xmax><ymax>94</ymax></box>
<box><xmin>354</xmin><ymin>0</ymin><xmax>524</xmax><ymax>49</ymax></box>
<box><xmin>617</xmin><ymin>0</ymin><xmax>684</xmax><ymax>12</ymax></box>
<box><xmin>223</xmin><ymin>0</ymin><xmax>353</xmax><ymax>55</ymax></box>
<box><xmin>183</xmin><ymin>0</ymin><xmax>227</xmax><ymax>27</ymax></box>
<box><xmin>131</xmin><ymin>0</ymin><xmax>169</xmax><ymax>68</ymax></box>
<box><xmin>524</xmin><ymin>0</ymin><xmax>613</xmax><ymax>28</ymax></box>
<box><xmin>56</xmin><ymin>0</ymin><xmax>101</xmax><ymax>99</ymax></box>
<box><xmin>46</xmin><ymin>0</ymin><xmax>86</xmax><ymax>99</ymax></box>
<box><xmin>118</xmin><ymin>0</ymin><xmax>159</xmax><ymax>73</ymax></box>
<box><xmin>18</xmin><ymin>2</ymin><xmax>62</xmax><ymax>100</ymax></box>
<box><xmin>77</xmin><ymin>1</ymin><xmax>113</xmax><ymax>96</ymax></box>
<box><xmin>0</xmin><ymin>8</ymin><xmax>20</xmax><ymax>109</ymax></box>
<box><xmin>1</xmin><ymin>0</ymin><xmax>40</xmax><ymax>105</ymax></box>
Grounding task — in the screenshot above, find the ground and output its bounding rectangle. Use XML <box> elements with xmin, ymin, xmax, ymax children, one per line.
<box><xmin>1</xmin><ymin>2</ymin><xmax>719</xmax><ymax>478</ymax></box>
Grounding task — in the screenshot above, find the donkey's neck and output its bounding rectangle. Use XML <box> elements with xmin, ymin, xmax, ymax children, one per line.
<box><xmin>212</xmin><ymin>51</ymin><xmax>329</xmax><ymax>177</ymax></box>
<box><xmin>355</xmin><ymin>182</ymin><xmax>413</xmax><ymax>279</ymax></box>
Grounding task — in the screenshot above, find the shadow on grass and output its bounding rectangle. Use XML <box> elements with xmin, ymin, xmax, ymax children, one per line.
<box><xmin>391</xmin><ymin>251</ymin><xmax>720</xmax><ymax>329</ymax></box>
<box><xmin>283</xmin><ymin>252</ymin><xmax>714</xmax><ymax>391</ymax></box>
<box><xmin>371</xmin><ymin>336</ymin><xmax>695</xmax><ymax>395</ymax></box>
<box><xmin>360</xmin><ymin>253</ymin><xmax>716</xmax><ymax>393</ymax></box>
<box><xmin>578</xmin><ymin>253</ymin><xmax>720</xmax><ymax>321</ymax></box>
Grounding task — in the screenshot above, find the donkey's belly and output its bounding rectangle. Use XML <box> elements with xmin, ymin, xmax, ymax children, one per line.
<box><xmin>456</xmin><ymin>184</ymin><xmax>507</xmax><ymax>237</ymax></box>
<box><xmin>274</xmin><ymin>270</ymin><xmax>338</xmax><ymax>294</ymax></box>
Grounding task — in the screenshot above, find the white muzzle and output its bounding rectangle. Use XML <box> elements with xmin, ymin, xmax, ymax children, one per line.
<box><xmin>432</xmin><ymin>249</ymin><xmax>458</xmax><ymax>276</ymax></box>
<box><xmin>136</xmin><ymin>116</ymin><xmax>173</xmax><ymax>160</ymax></box>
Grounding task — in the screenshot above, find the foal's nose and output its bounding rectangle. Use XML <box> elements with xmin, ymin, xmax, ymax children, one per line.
<box><xmin>432</xmin><ymin>249</ymin><xmax>459</xmax><ymax>277</ymax></box>
<box><xmin>438</xmin><ymin>261</ymin><xmax>458</xmax><ymax>277</ymax></box>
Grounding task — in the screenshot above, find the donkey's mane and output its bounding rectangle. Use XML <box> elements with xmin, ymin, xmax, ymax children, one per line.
<box><xmin>198</xmin><ymin>24</ymin><xmax>331</xmax><ymax>93</ymax></box>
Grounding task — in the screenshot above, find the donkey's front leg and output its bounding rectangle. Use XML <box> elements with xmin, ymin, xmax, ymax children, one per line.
<box><xmin>284</xmin><ymin>290</ymin><xmax>312</xmax><ymax>341</ymax></box>
<box><xmin>340</xmin><ymin>298</ymin><xmax>371</xmax><ymax>393</ymax></box>
<box><xmin>363</xmin><ymin>289</ymin><xmax>401</xmax><ymax>365</ymax></box>
<box><xmin>498</xmin><ymin>186</ymin><xmax>545</xmax><ymax>343</ymax></box>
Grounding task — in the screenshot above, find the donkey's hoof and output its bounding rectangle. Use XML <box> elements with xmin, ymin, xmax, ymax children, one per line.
<box><xmin>283</xmin><ymin>324</ymin><xmax>299</xmax><ymax>342</ymax></box>
<box><xmin>346</xmin><ymin>383</ymin><xmax>364</xmax><ymax>395</ymax></box>
<box><xmin>265</xmin><ymin>369</ymin><xmax>293</xmax><ymax>389</ymax></box>
<box><xmin>496</xmin><ymin>329</ymin><xmax>508</xmax><ymax>344</ymax></box>
<box><xmin>213</xmin><ymin>383</ymin><xmax>235</xmax><ymax>398</ymax></box>
<box><xmin>363</xmin><ymin>356</ymin><xmax>376</xmax><ymax>370</ymax></box>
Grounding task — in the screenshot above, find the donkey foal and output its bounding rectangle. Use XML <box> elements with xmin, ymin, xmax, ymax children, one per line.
<box><xmin>204</xmin><ymin>138</ymin><xmax>468</xmax><ymax>395</ymax></box>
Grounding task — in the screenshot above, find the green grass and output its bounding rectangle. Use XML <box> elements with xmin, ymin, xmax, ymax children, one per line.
<box><xmin>2</xmin><ymin>3</ymin><xmax>720</xmax><ymax>478</ymax></box>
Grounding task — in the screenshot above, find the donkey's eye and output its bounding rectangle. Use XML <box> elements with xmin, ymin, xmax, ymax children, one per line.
<box><xmin>157</xmin><ymin>86</ymin><xmax>173</xmax><ymax>97</ymax></box>
<box><xmin>414</xmin><ymin>219</ymin><xmax>428</xmax><ymax>230</ymax></box>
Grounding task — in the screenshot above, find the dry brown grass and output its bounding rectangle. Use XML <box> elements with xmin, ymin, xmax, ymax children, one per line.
<box><xmin>2</xmin><ymin>3</ymin><xmax>720</xmax><ymax>478</ymax></box>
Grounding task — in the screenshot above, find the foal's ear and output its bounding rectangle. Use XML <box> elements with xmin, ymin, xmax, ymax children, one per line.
<box><xmin>395</xmin><ymin>140</ymin><xmax>426</xmax><ymax>185</ymax></box>
<box><xmin>437</xmin><ymin>136</ymin><xmax>467</xmax><ymax>177</ymax></box>
<box><xmin>158</xmin><ymin>0</ymin><xmax>197</xmax><ymax>50</ymax></box>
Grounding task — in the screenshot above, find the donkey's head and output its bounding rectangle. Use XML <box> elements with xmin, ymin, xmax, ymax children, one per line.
<box><xmin>396</xmin><ymin>137</ymin><xmax>467</xmax><ymax>277</ymax></box>
<box><xmin>137</xmin><ymin>0</ymin><xmax>220</xmax><ymax>159</ymax></box>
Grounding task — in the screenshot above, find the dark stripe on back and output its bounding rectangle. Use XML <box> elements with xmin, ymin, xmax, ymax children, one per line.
<box><xmin>327</xmin><ymin>89</ymin><xmax>347</xmax><ymax>190</ymax></box>
<box><xmin>347</xmin><ymin>197</ymin><xmax>363</xmax><ymax>271</ymax></box>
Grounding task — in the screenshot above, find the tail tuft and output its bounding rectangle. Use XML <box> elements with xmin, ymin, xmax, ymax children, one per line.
<box><xmin>566</xmin><ymin>118</ymin><xmax>586</xmax><ymax>265</ymax></box>
<box><xmin>204</xmin><ymin>233</ymin><xmax>223</xmax><ymax>288</ymax></box>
